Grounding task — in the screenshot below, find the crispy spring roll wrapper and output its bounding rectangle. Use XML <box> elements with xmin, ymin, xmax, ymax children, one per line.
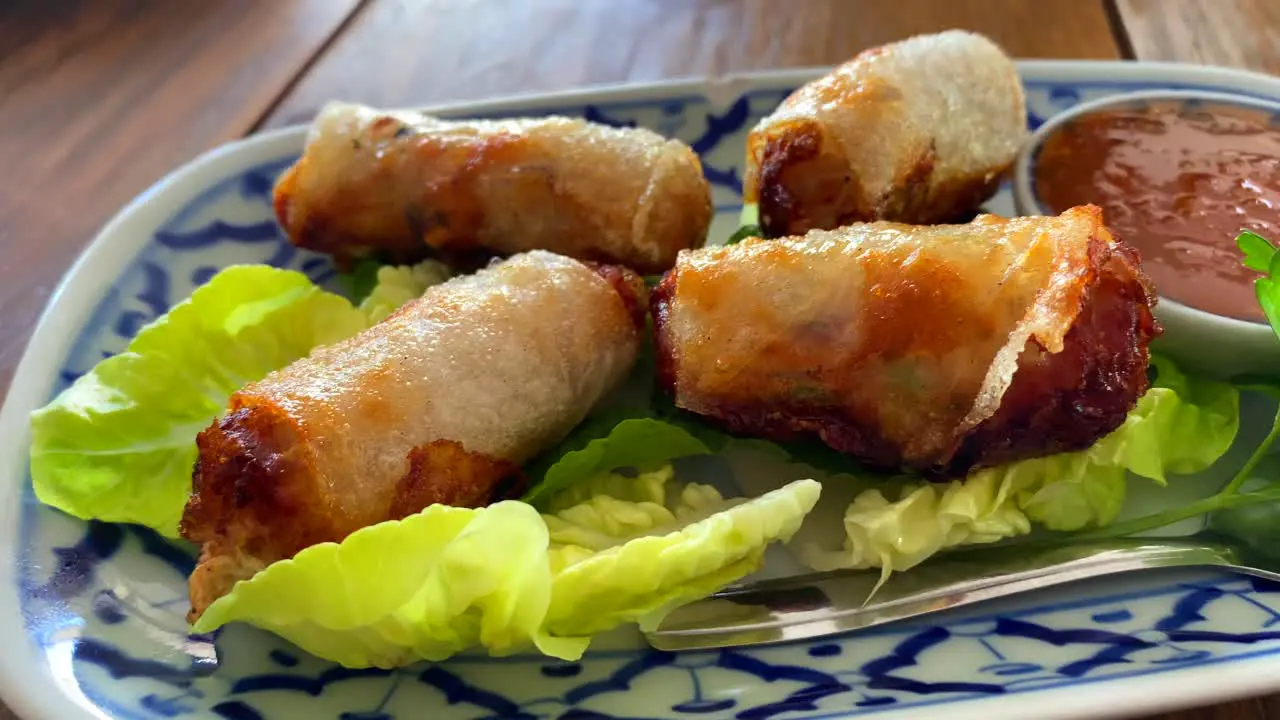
<box><xmin>744</xmin><ymin>30</ymin><xmax>1027</xmax><ymax>238</ymax></box>
<box><xmin>272</xmin><ymin>101</ymin><xmax>713</xmax><ymax>274</ymax></box>
<box><xmin>652</xmin><ymin>206</ymin><xmax>1160</xmax><ymax>475</ymax></box>
<box><xmin>181</xmin><ymin>251</ymin><xmax>645</xmax><ymax>619</ymax></box>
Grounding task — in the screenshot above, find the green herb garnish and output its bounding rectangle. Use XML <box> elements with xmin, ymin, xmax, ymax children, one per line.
<box><xmin>1239</xmin><ymin>230</ymin><xmax>1280</xmax><ymax>336</ymax></box>
<box><xmin>1238</xmin><ymin>230</ymin><xmax>1275</xmax><ymax>273</ymax></box>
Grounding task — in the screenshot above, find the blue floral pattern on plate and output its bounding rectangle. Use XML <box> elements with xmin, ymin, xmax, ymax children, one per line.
<box><xmin>16</xmin><ymin>64</ymin><xmax>1280</xmax><ymax>720</ymax></box>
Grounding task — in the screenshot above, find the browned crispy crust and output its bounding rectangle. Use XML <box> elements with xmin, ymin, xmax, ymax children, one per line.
<box><xmin>749</xmin><ymin>119</ymin><xmax>868</xmax><ymax>239</ymax></box>
<box><xmin>181</xmin><ymin>254</ymin><xmax>645</xmax><ymax>621</ymax></box>
<box><xmin>743</xmin><ymin>31</ymin><xmax>1026</xmax><ymax>239</ymax></box>
<box><xmin>182</xmin><ymin>404</ymin><xmax>332</xmax><ymax>622</ymax></box>
<box><xmin>272</xmin><ymin>120</ymin><xmax>509</xmax><ymax>267</ymax></box>
<box><xmin>948</xmin><ymin>242</ymin><xmax>1159</xmax><ymax>473</ymax></box>
<box><xmin>651</xmin><ymin>219</ymin><xmax>1160</xmax><ymax>476</ymax></box>
<box><xmin>181</xmin><ymin>408</ymin><xmax>518</xmax><ymax>621</ymax></box>
<box><xmin>748</xmin><ymin>118</ymin><xmax>1009</xmax><ymax>238</ymax></box>
<box><xmin>651</xmin><ymin>267</ymin><xmax>908</xmax><ymax>469</ymax></box>
<box><xmin>587</xmin><ymin>263</ymin><xmax>649</xmax><ymax>331</ymax></box>
<box><xmin>274</xmin><ymin>108</ymin><xmax>712</xmax><ymax>274</ymax></box>
<box><xmin>387</xmin><ymin>440</ymin><xmax>521</xmax><ymax>519</ymax></box>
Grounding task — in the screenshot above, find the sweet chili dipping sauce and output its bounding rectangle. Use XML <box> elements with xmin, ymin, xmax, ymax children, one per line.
<box><xmin>1035</xmin><ymin>99</ymin><xmax>1280</xmax><ymax>322</ymax></box>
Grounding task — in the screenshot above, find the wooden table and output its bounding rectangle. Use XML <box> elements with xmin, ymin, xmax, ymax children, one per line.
<box><xmin>2</xmin><ymin>0</ymin><xmax>1279</xmax><ymax>717</ymax></box>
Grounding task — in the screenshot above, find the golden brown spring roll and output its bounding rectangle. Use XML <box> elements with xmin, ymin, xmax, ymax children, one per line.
<box><xmin>181</xmin><ymin>251</ymin><xmax>644</xmax><ymax>619</ymax></box>
<box><xmin>745</xmin><ymin>30</ymin><xmax>1027</xmax><ymax>237</ymax></box>
<box><xmin>652</xmin><ymin>206</ymin><xmax>1159</xmax><ymax>475</ymax></box>
<box><xmin>273</xmin><ymin>101</ymin><xmax>713</xmax><ymax>274</ymax></box>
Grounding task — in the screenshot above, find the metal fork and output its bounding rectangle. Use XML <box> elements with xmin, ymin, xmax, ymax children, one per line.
<box><xmin>644</xmin><ymin>536</ymin><xmax>1280</xmax><ymax>651</ymax></box>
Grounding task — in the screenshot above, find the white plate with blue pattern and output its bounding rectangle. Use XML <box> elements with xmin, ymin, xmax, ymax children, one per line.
<box><xmin>5</xmin><ymin>60</ymin><xmax>1280</xmax><ymax>720</ymax></box>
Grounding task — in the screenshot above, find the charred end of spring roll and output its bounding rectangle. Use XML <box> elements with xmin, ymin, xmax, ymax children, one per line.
<box><xmin>948</xmin><ymin>238</ymin><xmax>1158</xmax><ymax>471</ymax></box>
<box><xmin>272</xmin><ymin>102</ymin><xmax>713</xmax><ymax>274</ymax></box>
<box><xmin>651</xmin><ymin>206</ymin><xmax>1160</xmax><ymax>476</ymax></box>
<box><xmin>743</xmin><ymin>30</ymin><xmax>1027</xmax><ymax>237</ymax></box>
<box><xmin>182</xmin><ymin>252</ymin><xmax>645</xmax><ymax>620</ymax></box>
<box><xmin>181</xmin><ymin>407</ymin><xmax>521</xmax><ymax>619</ymax></box>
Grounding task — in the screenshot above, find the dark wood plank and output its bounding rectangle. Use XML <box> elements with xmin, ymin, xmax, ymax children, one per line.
<box><xmin>1145</xmin><ymin>698</ymin><xmax>1267</xmax><ymax>720</ymax></box>
<box><xmin>0</xmin><ymin>0</ymin><xmax>364</xmax><ymax>398</ymax></box>
<box><xmin>1116</xmin><ymin>0</ymin><xmax>1280</xmax><ymax>76</ymax></box>
<box><xmin>1262</xmin><ymin>691</ymin><xmax>1280</xmax><ymax>718</ymax></box>
<box><xmin>264</xmin><ymin>0</ymin><xmax>1121</xmax><ymax>128</ymax></box>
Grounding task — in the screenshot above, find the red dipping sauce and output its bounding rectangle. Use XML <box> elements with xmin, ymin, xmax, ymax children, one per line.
<box><xmin>1034</xmin><ymin>97</ymin><xmax>1280</xmax><ymax>323</ymax></box>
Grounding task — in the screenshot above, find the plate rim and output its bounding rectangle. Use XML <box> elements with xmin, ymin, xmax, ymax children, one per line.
<box><xmin>6</xmin><ymin>58</ymin><xmax>1280</xmax><ymax>720</ymax></box>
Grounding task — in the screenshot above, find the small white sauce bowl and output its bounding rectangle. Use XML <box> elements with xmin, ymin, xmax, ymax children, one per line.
<box><xmin>1011</xmin><ymin>89</ymin><xmax>1280</xmax><ymax>380</ymax></box>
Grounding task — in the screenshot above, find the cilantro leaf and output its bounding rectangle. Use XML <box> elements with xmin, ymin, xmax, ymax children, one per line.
<box><xmin>1238</xmin><ymin>230</ymin><xmax>1276</xmax><ymax>273</ymax></box>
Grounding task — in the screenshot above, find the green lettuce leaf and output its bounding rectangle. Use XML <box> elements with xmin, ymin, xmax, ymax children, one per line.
<box><xmin>29</xmin><ymin>265</ymin><xmax>371</xmax><ymax>535</ymax></box>
<box><xmin>522</xmin><ymin>418</ymin><xmax>712</xmax><ymax>509</ymax></box>
<box><xmin>802</xmin><ymin>356</ymin><xmax>1240</xmax><ymax>576</ymax></box>
<box><xmin>340</xmin><ymin>258</ymin><xmax>385</xmax><ymax>304</ymax></box>
<box><xmin>543</xmin><ymin>472</ymin><xmax>821</xmax><ymax>637</ymax></box>
<box><xmin>337</xmin><ymin>257</ymin><xmax>381</xmax><ymax>302</ymax></box>
<box><xmin>359</xmin><ymin>259</ymin><xmax>452</xmax><ymax>323</ymax></box>
<box><xmin>193</xmin><ymin>468</ymin><xmax>820</xmax><ymax>667</ymax></box>
<box><xmin>542</xmin><ymin>460</ymin><xmax>677</xmax><ymax>514</ymax></box>
<box><xmin>193</xmin><ymin>501</ymin><xmax>583</xmax><ymax>668</ymax></box>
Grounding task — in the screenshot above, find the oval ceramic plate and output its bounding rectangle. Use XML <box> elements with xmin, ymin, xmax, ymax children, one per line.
<box><xmin>5</xmin><ymin>61</ymin><xmax>1280</xmax><ymax>720</ymax></box>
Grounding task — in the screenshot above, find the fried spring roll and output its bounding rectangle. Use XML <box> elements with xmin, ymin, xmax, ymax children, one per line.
<box><xmin>181</xmin><ymin>251</ymin><xmax>644</xmax><ymax>619</ymax></box>
<box><xmin>745</xmin><ymin>30</ymin><xmax>1027</xmax><ymax>237</ymax></box>
<box><xmin>652</xmin><ymin>206</ymin><xmax>1159</xmax><ymax>475</ymax></box>
<box><xmin>273</xmin><ymin>101</ymin><xmax>713</xmax><ymax>274</ymax></box>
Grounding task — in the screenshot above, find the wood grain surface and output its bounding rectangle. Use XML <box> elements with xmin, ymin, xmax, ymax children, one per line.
<box><xmin>2</xmin><ymin>1</ymin><xmax>1280</xmax><ymax>718</ymax></box>
<box><xmin>265</xmin><ymin>0</ymin><xmax>1122</xmax><ymax>127</ymax></box>
<box><xmin>0</xmin><ymin>0</ymin><xmax>362</xmax><ymax>394</ymax></box>
<box><xmin>1116</xmin><ymin>0</ymin><xmax>1280</xmax><ymax>76</ymax></box>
